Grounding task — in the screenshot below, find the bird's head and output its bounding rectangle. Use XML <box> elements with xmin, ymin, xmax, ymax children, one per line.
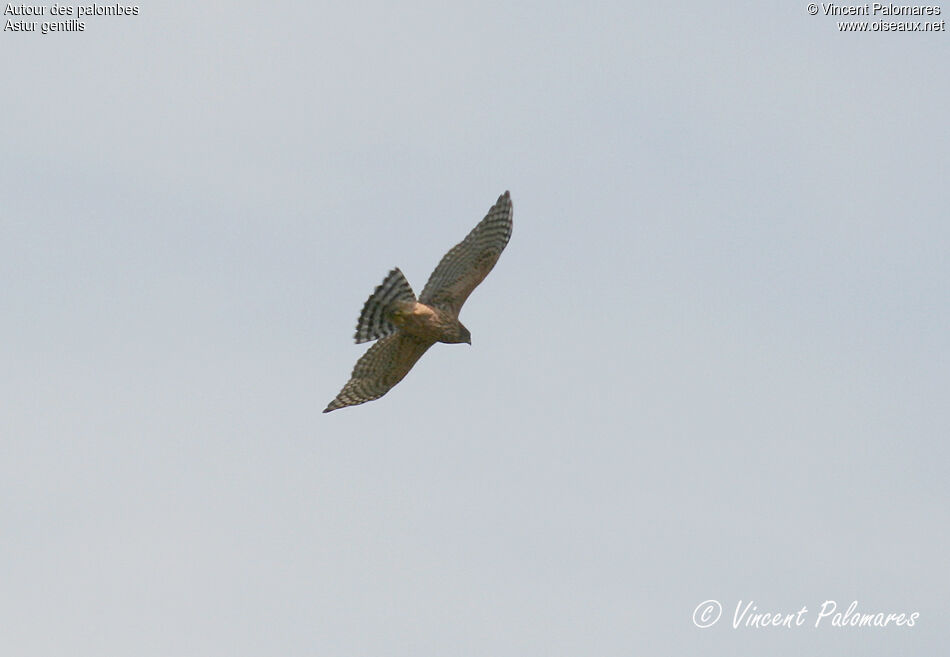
<box><xmin>447</xmin><ymin>323</ymin><xmax>471</xmax><ymax>345</ymax></box>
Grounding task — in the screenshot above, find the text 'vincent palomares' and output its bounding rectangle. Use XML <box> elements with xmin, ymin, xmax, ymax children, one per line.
<box><xmin>819</xmin><ymin>3</ymin><xmax>941</xmax><ymax>15</ymax></box>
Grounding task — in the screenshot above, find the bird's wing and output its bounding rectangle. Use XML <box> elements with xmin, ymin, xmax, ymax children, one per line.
<box><xmin>324</xmin><ymin>333</ymin><xmax>434</xmax><ymax>412</ymax></box>
<box><xmin>418</xmin><ymin>191</ymin><xmax>513</xmax><ymax>315</ymax></box>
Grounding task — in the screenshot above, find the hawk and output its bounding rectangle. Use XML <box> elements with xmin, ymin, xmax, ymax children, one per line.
<box><xmin>324</xmin><ymin>191</ymin><xmax>513</xmax><ymax>413</ymax></box>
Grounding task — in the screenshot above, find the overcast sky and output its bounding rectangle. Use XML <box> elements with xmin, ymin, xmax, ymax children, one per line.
<box><xmin>2</xmin><ymin>2</ymin><xmax>948</xmax><ymax>655</ymax></box>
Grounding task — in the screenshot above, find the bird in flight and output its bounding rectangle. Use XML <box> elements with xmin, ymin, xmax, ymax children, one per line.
<box><xmin>324</xmin><ymin>191</ymin><xmax>513</xmax><ymax>413</ymax></box>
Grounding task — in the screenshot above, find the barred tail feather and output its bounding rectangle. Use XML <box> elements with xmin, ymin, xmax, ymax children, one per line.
<box><xmin>354</xmin><ymin>268</ymin><xmax>416</xmax><ymax>343</ymax></box>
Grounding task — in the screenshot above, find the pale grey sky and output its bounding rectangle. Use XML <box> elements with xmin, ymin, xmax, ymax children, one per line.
<box><xmin>2</xmin><ymin>2</ymin><xmax>948</xmax><ymax>655</ymax></box>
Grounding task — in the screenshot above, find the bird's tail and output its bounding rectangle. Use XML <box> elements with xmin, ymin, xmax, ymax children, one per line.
<box><xmin>354</xmin><ymin>268</ymin><xmax>416</xmax><ymax>343</ymax></box>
